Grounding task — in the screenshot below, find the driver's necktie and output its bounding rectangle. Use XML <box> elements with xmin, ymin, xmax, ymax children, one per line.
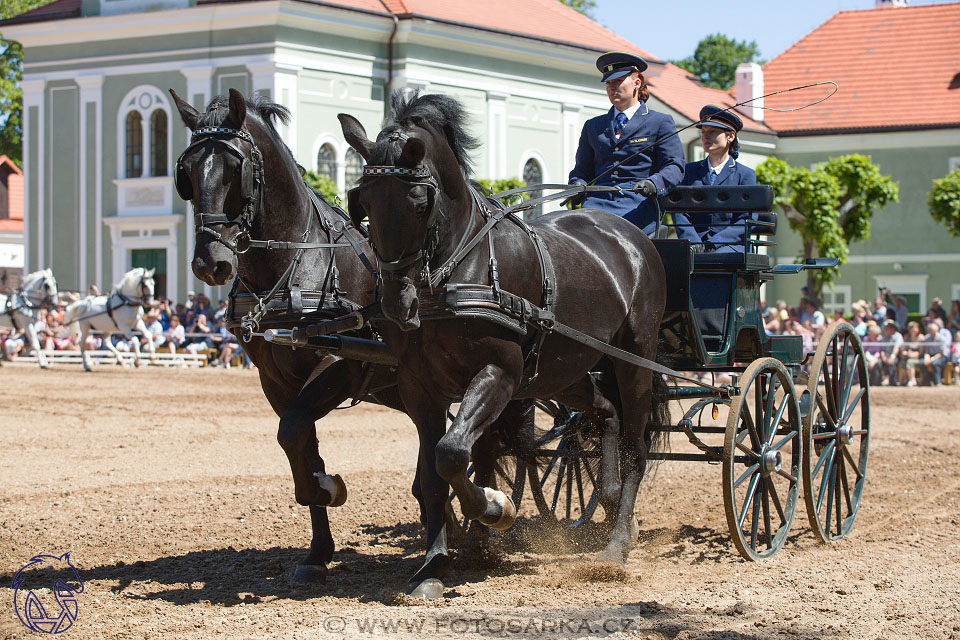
<box><xmin>614</xmin><ymin>112</ymin><xmax>628</xmax><ymax>138</ymax></box>
<box><xmin>707</xmin><ymin>170</ymin><xmax>718</xmax><ymax>185</ymax></box>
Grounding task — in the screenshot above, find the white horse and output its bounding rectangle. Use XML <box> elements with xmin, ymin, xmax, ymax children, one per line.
<box><xmin>0</xmin><ymin>268</ymin><xmax>60</xmax><ymax>369</ymax></box>
<box><xmin>64</xmin><ymin>267</ymin><xmax>157</xmax><ymax>371</ymax></box>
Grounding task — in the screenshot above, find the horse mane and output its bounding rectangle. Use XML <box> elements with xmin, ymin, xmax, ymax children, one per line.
<box><xmin>378</xmin><ymin>91</ymin><xmax>480</xmax><ymax>176</ymax></box>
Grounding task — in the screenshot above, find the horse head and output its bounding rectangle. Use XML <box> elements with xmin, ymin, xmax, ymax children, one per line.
<box><xmin>118</xmin><ymin>267</ymin><xmax>155</xmax><ymax>306</ymax></box>
<box><xmin>22</xmin><ymin>268</ymin><xmax>59</xmax><ymax>308</ymax></box>
<box><xmin>171</xmin><ymin>87</ymin><xmax>291</xmax><ymax>287</ymax></box>
<box><xmin>339</xmin><ymin>92</ymin><xmax>477</xmax><ymax>331</ymax></box>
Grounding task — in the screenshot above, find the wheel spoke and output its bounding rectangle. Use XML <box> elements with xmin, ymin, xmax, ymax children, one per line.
<box><xmin>765</xmin><ymin>476</ymin><xmax>786</xmax><ymax>524</ymax></box>
<box><xmin>738</xmin><ymin>473</ymin><xmax>761</xmax><ymax>528</ymax></box>
<box><xmin>763</xmin><ymin>374</ymin><xmax>778</xmax><ymax>440</ymax></box>
<box><xmin>839</xmin><ymin>449</ymin><xmax>853</xmax><ymax>516</ymax></box>
<box><xmin>736</xmin><ymin>438</ymin><xmax>761</xmax><ymax>459</ymax></box>
<box><xmin>816</xmin><ymin>445</ymin><xmax>837</xmax><ymax>513</ymax></box>
<box><xmin>841</xmin><ymin>353</ymin><xmax>860</xmax><ymax>413</ymax></box>
<box><xmin>550</xmin><ymin>456</ymin><xmax>568</xmax><ymax>512</ymax></box>
<box><xmin>840</xmin><ymin>442</ymin><xmax>863</xmax><ymax>481</ymax></box>
<box><xmin>540</xmin><ymin>449</ymin><xmax>562</xmax><ymax>487</ymax></box>
<box><xmin>834</xmin><ymin>451</ymin><xmax>844</xmax><ymax>535</ymax></box>
<box><xmin>775</xmin><ymin>468</ymin><xmax>798</xmax><ymax>484</ymax></box>
<box><xmin>771</xmin><ymin>430</ymin><xmax>797</xmax><ymax>451</ymax></box>
<box><xmin>761</xmin><ymin>480</ymin><xmax>773</xmax><ymax>549</ymax></box>
<box><xmin>816</xmin><ymin>395</ymin><xmax>839</xmax><ymax>431</ymax></box>
<box><xmin>824</xmin><ymin>452</ymin><xmax>837</xmax><ymax>534</ymax></box>
<box><xmin>841</xmin><ymin>388</ymin><xmax>865</xmax><ymax>425</ymax></box>
<box><xmin>811</xmin><ymin>440</ymin><xmax>836</xmax><ymax>481</ymax></box>
<box><xmin>826</xmin><ymin>336</ymin><xmax>839</xmax><ymax>417</ymax></box>
<box><xmin>766</xmin><ymin>396</ymin><xmax>790</xmax><ymax>446</ymax></box>
<box><xmin>734</xmin><ymin>463</ymin><xmax>760</xmax><ymax>489</ymax></box>
<box><xmin>741</xmin><ymin>402</ymin><xmax>762</xmax><ymax>450</ymax></box>
<box><xmin>574</xmin><ymin>456</ymin><xmax>586</xmax><ymax>516</ymax></box>
<box><xmin>838</xmin><ymin>334</ymin><xmax>850</xmax><ymax>414</ymax></box>
<box><xmin>750</xmin><ymin>483</ymin><xmax>762</xmax><ymax>550</ymax></box>
<box><xmin>565</xmin><ymin>459</ymin><xmax>573</xmax><ymax>520</ymax></box>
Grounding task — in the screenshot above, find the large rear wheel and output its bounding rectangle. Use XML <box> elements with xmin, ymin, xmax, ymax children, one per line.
<box><xmin>803</xmin><ymin>321</ymin><xmax>870</xmax><ymax>542</ymax></box>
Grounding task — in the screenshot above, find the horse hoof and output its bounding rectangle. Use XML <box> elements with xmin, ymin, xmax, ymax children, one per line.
<box><xmin>315</xmin><ymin>473</ymin><xmax>347</xmax><ymax>507</ymax></box>
<box><xmin>630</xmin><ymin>517</ymin><xmax>640</xmax><ymax>544</ymax></box>
<box><xmin>483</xmin><ymin>487</ymin><xmax>516</xmax><ymax>531</ymax></box>
<box><xmin>407</xmin><ymin>578</ymin><xmax>444</xmax><ymax>600</ymax></box>
<box><xmin>594</xmin><ymin>548</ymin><xmax>627</xmax><ymax>566</ymax></box>
<box><xmin>292</xmin><ymin>563</ymin><xmax>328</xmax><ymax>584</ymax></box>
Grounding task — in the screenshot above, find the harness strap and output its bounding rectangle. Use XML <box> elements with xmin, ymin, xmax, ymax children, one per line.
<box><xmin>105</xmin><ymin>294</ymin><xmax>121</xmax><ymax>330</ymax></box>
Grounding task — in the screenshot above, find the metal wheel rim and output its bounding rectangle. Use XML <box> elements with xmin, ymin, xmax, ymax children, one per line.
<box><xmin>803</xmin><ymin>321</ymin><xmax>870</xmax><ymax>543</ymax></box>
<box><xmin>723</xmin><ymin>357</ymin><xmax>802</xmax><ymax>561</ymax></box>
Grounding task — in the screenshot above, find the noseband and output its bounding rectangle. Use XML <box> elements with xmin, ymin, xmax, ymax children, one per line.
<box><xmin>176</xmin><ymin>126</ymin><xmax>263</xmax><ymax>256</ymax></box>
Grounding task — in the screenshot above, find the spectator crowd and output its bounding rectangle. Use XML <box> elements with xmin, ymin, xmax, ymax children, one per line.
<box><xmin>763</xmin><ymin>289</ymin><xmax>960</xmax><ymax>387</ymax></box>
<box><xmin>1</xmin><ymin>288</ymin><xmax>249</xmax><ymax>369</ymax></box>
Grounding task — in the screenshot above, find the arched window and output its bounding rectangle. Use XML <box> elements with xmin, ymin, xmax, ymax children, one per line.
<box><xmin>522</xmin><ymin>158</ymin><xmax>543</xmax><ymax>219</ymax></box>
<box><xmin>317</xmin><ymin>144</ymin><xmax>336</xmax><ymax>182</ymax></box>
<box><xmin>117</xmin><ymin>86</ymin><xmax>171</xmax><ymax>181</ymax></box>
<box><xmin>344</xmin><ymin>148</ymin><xmax>364</xmax><ymax>187</ymax></box>
<box><xmin>125</xmin><ymin>111</ymin><xmax>143</xmax><ymax>178</ymax></box>
<box><xmin>150</xmin><ymin>109</ymin><xmax>167</xmax><ymax>177</ymax></box>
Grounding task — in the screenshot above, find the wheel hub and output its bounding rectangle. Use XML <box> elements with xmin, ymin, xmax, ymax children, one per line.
<box><xmin>761</xmin><ymin>448</ymin><xmax>782</xmax><ymax>476</ymax></box>
<box><xmin>838</xmin><ymin>424</ymin><xmax>855</xmax><ymax>445</ymax></box>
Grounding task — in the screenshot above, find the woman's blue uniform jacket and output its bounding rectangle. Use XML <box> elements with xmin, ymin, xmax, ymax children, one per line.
<box><xmin>673</xmin><ymin>158</ymin><xmax>757</xmax><ymax>253</ymax></box>
<box><xmin>568</xmin><ymin>102</ymin><xmax>684</xmax><ymax>235</ymax></box>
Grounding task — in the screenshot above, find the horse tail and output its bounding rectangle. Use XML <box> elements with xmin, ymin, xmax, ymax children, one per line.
<box><xmin>64</xmin><ymin>301</ymin><xmax>82</xmax><ymax>336</ymax></box>
<box><xmin>645</xmin><ymin>371</ymin><xmax>671</xmax><ymax>464</ymax></box>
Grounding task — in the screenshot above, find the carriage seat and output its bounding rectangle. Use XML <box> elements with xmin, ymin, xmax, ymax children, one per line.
<box><xmin>693</xmin><ymin>251</ymin><xmax>770</xmax><ymax>269</ymax></box>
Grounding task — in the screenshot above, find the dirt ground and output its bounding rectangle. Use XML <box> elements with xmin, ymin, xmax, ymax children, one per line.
<box><xmin>1</xmin><ymin>363</ymin><xmax>958</xmax><ymax>639</ymax></box>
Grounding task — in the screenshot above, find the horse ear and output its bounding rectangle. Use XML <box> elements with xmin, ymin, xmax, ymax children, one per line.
<box><xmin>146</xmin><ymin>268</ymin><xmax>155</xmax><ymax>277</ymax></box>
<box><xmin>397</xmin><ymin>138</ymin><xmax>426</xmax><ymax>168</ymax></box>
<box><xmin>169</xmin><ymin>89</ymin><xmax>201</xmax><ymax>131</ymax></box>
<box><xmin>228</xmin><ymin>88</ymin><xmax>247</xmax><ymax>127</ymax></box>
<box><xmin>338</xmin><ymin>114</ymin><xmax>374</xmax><ymax>162</ymax></box>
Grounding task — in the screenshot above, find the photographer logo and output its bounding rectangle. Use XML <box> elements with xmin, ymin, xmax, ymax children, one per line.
<box><xmin>12</xmin><ymin>553</ymin><xmax>84</xmax><ymax>634</ymax></box>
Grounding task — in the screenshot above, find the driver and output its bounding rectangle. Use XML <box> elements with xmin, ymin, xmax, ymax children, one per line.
<box><xmin>568</xmin><ymin>52</ymin><xmax>684</xmax><ymax>236</ymax></box>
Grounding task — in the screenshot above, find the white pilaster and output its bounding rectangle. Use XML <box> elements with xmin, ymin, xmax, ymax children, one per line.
<box><xmin>76</xmin><ymin>73</ymin><xmax>103</xmax><ymax>291</ymax></box>
<box><xmin>486</xmin><ymin>91</ymin><xmax>508</xmax><ymax>180</ymax></box>
<box><xmin>561</xmin><ymin>102</ymin><xmax>582</xmax><ymax>180</ymax></box>
<box><xmin>22</xmin><ymin>77</ymin><xmax>45</xmax><ymax>272</ymax></box>
<box><xmin>181</xmin><ymin>63</ymin><xmax>213</xmax><ymax>304</ymax></box>
<box><xmin>275</xmin><ymin>63</ymin><xmax>301</xmax><ymax>157</ymax></box>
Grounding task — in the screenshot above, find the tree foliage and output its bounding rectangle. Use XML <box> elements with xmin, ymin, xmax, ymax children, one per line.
<box><xmin>928</xmin><ymin>168</ymin><xmax>960</xmax><ymax>238</ymax></box>
<box><xmin>756</xmin><ymin>155</ymin><xmax>899</xmax><ymax>307</ymax></box>
<box><xmin>475</xmin><ymin>177</ymin><xmax>528</xmax><ymax>206</ymax></box>
<box><xmin>671</xmin><ymin>34</ymin><xmax>762</xmax><ymax>90</ymax></box>
<box><xmin>557</xmin><ymin>0</ymin><xmax>597</xmax><ymax>19</ymax></box>
<box><xmin>301</xmin><ymin>170</ymin><xmax>340</xmax><ymax>207</ymax></box>
<box><xmin>0</xmin><ymin>1</ymin><xmax>57</xmax><ymax>165</ymax></box>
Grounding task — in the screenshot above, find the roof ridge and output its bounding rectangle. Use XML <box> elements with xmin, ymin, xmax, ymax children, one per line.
<box><xmin>524</xmin><ymin>0</ymin><xmax>659</xmax><ymax>60</ymax></box>
<box><xmin>378</xmin><ymin>0</ymin><xmax>408</xmax><ymax>13</ymax></box>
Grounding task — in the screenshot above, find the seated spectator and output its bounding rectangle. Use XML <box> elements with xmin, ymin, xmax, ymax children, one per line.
<box><xmin>763</xmin><ymin>307</ymin><xmax>781</xmax><ymax>335</ymax></box>
<box><xmin>949</xmin><ymin>330</ymin><xmax>960</xmax><ymax>386</ymax></box>
<box><xmin>143</xmin><ymin>310</ymin><xmax>165</xmax><ymax>350</ymax></box>
<box><xmin>3</xmin><ymin>330</ymin><xmax>25</xmax><ymax>361</ymax></box>
<box><xmin>879</xmin><ymin>320</ymin><xmax>902</xmax><ymax>386</ymax></box>
<box><xmin>871</xmin><ymin>296</ymin><xmax>888</xmax><ymax>324</ymax></box>
<box><xmin>164</xmin><ymin>315</ymin><xmax>186</xmax><ymax>353</ymax></box>
<box><xmin>194</xmin><ymin>293</ymin><xmax>213</xmax><ymax>320</ymax></box>
<box><xmin>948</xmin><ymin>300</ymin><xmax>960</xmax><ymax>333</ymax></box>
<box><xmin>213</xmin><ymin>298</ymin><xmax>228</xmax><ymax>323</ymax></box>
<box><xmin>898</xmin><ymin>321</ymin><xmax>923</xmax><ymax>387</ymax></box>
<box><xmin>175</xmin><ymin>303</ymin><xmax>187</xmax><ymax>324</ymax></box>
<box><xmin>880</xmin><ymin>287</ymin><xmax>909</xmax><ymax>331</ymax></box>
<box><xmin>184</xmin><ymin>290</ymin><xmax>196</xmax><ymax>311</ymax></box>
<box><xmin>928</xmin><ymin>297</ymin><xmax>948</xmax><ymax>324</ymax></box>
<box><xmin>184</xmin><ymin>312</ymin><xmax>213</xmax><ymax>355</ymax></box>
<box><xmin>863</xmin><ymin>324</ymin><xmax>884</xmax><ymax>385</ymax></box>
<box><xmin>798</xmin><ymin>298</ymin><xmax>825</xmax><ymax>330</ymax></box>
<box><xmin>921</xmin><ymin>319</ymin><xmax>949</xmax><ymax>386</ymax></box>
<box><xmin>213</xmin><ymin>317</ymin><xmax>239</xmax><ymax>368</ymax></box>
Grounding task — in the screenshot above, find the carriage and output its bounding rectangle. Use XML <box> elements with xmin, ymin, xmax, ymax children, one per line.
<box><xmin>266</xmin><ymin>182</ymin><xmax>871</xmax><ymax>562</ymax></box>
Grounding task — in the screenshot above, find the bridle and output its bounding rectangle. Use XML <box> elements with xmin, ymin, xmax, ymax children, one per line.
<box><xmin>350</xmin><ymin>132</ymin><xmax>446</xmax><ymax>287</ymax></box>
<box><xmin>176</xmin><ymin>126</ymin><xmax>263</xmax><ymax>257</ymax></box>
<box><xmin>113</xmin><ymin>273</ymin><xmax>152</xmax><ymax>308</ymax></box>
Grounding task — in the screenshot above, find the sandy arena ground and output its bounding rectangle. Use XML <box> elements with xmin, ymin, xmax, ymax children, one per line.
<box><xmin>1</xmin><ymin>363</ymin><xmax>958</xmax><ymax>639</ymax></box>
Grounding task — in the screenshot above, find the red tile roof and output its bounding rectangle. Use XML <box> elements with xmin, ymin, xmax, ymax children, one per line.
<box><xmin>0</xmin><ymin>156</ymin><xmax>23</xmax><ymax>224</ymax></box>
<box><xmin>647</xmin><ymin>62</ymin><xmax>771</xmax><ymax>134</ymax></box>
<box><xmin>1</xmin><ymin>0</ymin><xmax>80</xmax><ymax>25</ymax></box>
<box><xmin>763</xmin><ymin>2</ymin><xmax>960</xmax><ymax>133</ymax></box>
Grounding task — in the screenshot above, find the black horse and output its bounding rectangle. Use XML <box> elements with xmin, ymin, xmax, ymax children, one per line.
<box><xmin>172</xmin><ymin>89</ymin><xmax>532</xmax><ymax>583</ymax></box>
<box><xmin>340</xmin><ymin>93</ymin><xmax>669</xmax><ymax>598</ymax></box>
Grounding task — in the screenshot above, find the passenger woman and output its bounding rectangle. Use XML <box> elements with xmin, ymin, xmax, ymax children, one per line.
<box><xmin>673</xmin><ymin>105</ymin><xmax>756</xmax><ymax>253</ymax></box>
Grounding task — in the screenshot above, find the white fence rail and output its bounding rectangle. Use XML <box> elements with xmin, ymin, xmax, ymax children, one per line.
<box><xmin>17</xmin><ymin>350</ymin><xmax>207</xmax><ymax>368</ymax></box>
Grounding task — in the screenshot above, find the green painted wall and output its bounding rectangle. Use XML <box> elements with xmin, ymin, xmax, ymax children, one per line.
<box><xmin>765</xmin><ymin>144</ymin><xmax>960</xmax><ymax>309</ymax></box>
<box><xmin>26</xmin><ymin>105</ymin><xmax>38</xmax><ymax>272</ymax></box>
<box><xmin>85</xmin><ymin>100</ymin><xmax>97</xmax><ymax>285</ymax></box>
<box><xmin>49</xmin><ymin>84</ymin><xmax>79</xmax><ymax>290</ymax></box>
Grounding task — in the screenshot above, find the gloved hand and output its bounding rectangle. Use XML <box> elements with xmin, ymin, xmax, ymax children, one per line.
<box><xmin>635</xmin><ymin>179</ymin><xmax>657</xmax><ymax>197</ymax></box>
<box><xmin>566</xmin><ymin>180</ymin><xmax>587</xmax><ymax>208</ymax></box>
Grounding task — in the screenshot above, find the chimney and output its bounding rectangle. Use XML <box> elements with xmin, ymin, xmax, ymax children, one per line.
<box><xmin>735</xmin><ymin>63</ymin><xmax>763</xmax><ymax>122</ymax></box>
<box><xmin>875</xmin><ymin>0</ymin><xmax>908</xmax><ymax>7</ymax></box>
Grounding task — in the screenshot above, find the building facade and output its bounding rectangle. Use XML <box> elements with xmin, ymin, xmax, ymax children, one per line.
<box><xmin>1</xmin><ymin>0</ymin><xmax>774</xmax><ymax>304</ymax></box>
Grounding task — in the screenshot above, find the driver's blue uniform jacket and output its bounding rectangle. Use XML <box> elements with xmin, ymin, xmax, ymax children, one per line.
<box><xmin>568</xmin><ymin>101</ymin><xmax>685</xmax><ymax>235</ymax></box>
<box><xmin>672</xmin><ymin>157</ymin><xmax>757</xmax><ymax>253</ymax></box>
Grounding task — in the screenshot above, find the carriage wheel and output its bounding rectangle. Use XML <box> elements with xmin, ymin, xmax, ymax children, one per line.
<box><xmin>803</xmin><ymin>321</ymin><xmax>870</xmax><ymax>543</ymax></box>
<box><xmin>723</xmin><ymin>358</ymin><xmax>802</xmax><ymax>561</ymax></box>
<box><xmin>526</xmin><ymin>401</ymin><xmax>603</xmax><ymax>527</ymax></box>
